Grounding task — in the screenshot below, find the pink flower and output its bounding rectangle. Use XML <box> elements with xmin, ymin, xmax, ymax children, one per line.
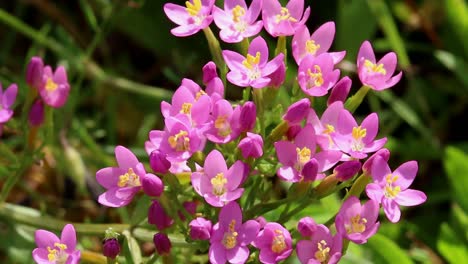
<box><xmin>274</xmin><ymin>124</ymin><xmax>341</xmax><ymax>182</ymax></box>
<box><xmin>332</xmin><ymin>111</ymin><xmax>387</xmax><ymax>159</ymax></box>
<box><xmin>296</xmin><ymin>224</ymin><xmax>342</xmax><ymax>264</ymax></box>
<box><xmin>189</xmin><ymin>217</ymin><xmax>213</xmax><ymax>240</ymax></box>
<box><xmin>366</xmin><ymin>156</ymin><xmax>427</xmax><ymax>223</ymax></box>
<box><xmin>213</xmin><ymin>0</ymin><xmax>263</xmax><ymax>43</ymax></box>
<box><xmin>96</xmin><ymin>146</ymin><xmax>162</xmax><ymax>207</ymax></box>
<box><xmin>253</xmin><ymin>222</ymin><xmax>293</xmax><ymax>264</ymax></box>
<box><xmin>191</xmin><ymin>150</ymin><xmax>246</xmax><ymax>207</ymax></box>
<box><xmin>334</xmin><ymin>160</ymin><xmax>361</xmax><ymax>181</ymax></box>
<box><xmin>362</xmin><ymin>148</ymin><xmax>390</xmax><ymax>175</ymax></box>
<box><xmin>283</xmin><ymin>98</ymin><xmax>310</xmax><ymax>125</ymax></box>
<box><xmin>327</xmin><ymin>76</ymin><xmax>352</xmax><ymax>106</ymax></box>
<box><xmin>292</xmin><ymin>23</ymin><xmax>346</xmax><ymax>65</ymax></box>
<box><xmin>238</xmin><ymin>132</ymin><xmax>263</xmax><ymax>159</ymax></box>
<box><xmin>335</xmin><ymin>196</ymin><xmax>380</xmax><ymax>244</ymax></box>
<box><xmin>32</xmin><ymin>224</ymin><xmax>80</xmax><ymax>264</ymax></box>
<box><xmin>39</xmin><ymin>66</ymin><xmax>70</xmax><ymax>108</ymax></box>
<box><xmin>357</xmin><ymin>41</ymin><xmax>402</xmax><ymax>90</ymax></box>
<box><xmin>202</xmin><ymin>62</ymin><xmax>225</xmax><ymax>100</ymax></box>
<box><xmin>232</xmin><ymin>101</ymin><xmax>256</xmax><ymax>133</ymax></box>
<box><xmin>0</xmin><ymin>83</ymin><xmax>18</xmax><ymax>134</ymax></box>
<box><xmin>298</xmin><ymin>53</ymin><xmax>340</xmax><ymax>97</ymax></box>
<box><xmin>206</xmin><ymin>99</ymin><xmax>240</xmax><ymax>144</ymax></box>
<box><xmin>223</xmin><ymin>36</ymin><xmax>284</xmax><ymax>88</ymax></box>
<box><xmin>164</xmin><ymin>0</ymin><xmax>215</xmax><ymax>37</ymax></box>
<box><xmin>209</xmin><ymin>202</ymin><xmax>260</xmax><ymax>264</ymax></box>
<box><xmin>297</xmin><ymin>216</ymin><xmax>317</xmax><ymax>237</ymax></box>
<box><xmin>262</xmin><ymin>0</ymin><xmax>310</xmax><ymax>37</ymax></box>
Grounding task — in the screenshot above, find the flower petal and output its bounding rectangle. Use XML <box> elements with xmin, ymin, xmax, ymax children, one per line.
<box><xmin>115</xmin><ymin>146</ymin><xmax>139</xmax><ymax>169</ymax></box>
<box><xmin>35</xmin><ymin>230</ymin><xmax>59</xmax><ymax>248</ymax></box>
<box><xmin>395</xmin><ymin>189</ymin><xmax>427</xmax><ymax>206</ymax></box>
<box><xmin>61</xmin><ymin>224</ymin><xmax>77</xmax><ymax>251</ymax></box>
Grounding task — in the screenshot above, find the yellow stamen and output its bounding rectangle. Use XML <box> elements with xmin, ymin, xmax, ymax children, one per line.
<box><xmin>384</xmin><ymin>174</ymin><xmax>401</xmax><ymax>198</ymax></box>
<box><xmin>185</xmin><ymin>0</ymin><xmax>202</xmax><ymax>16</ymax></box>
<box><xmin>223</xmin><ymin>220</ymin><xmax>238</xmax><ymax>249</ymax></box>
<box><xmin>232</xmin><ymin>5</ymin><xmax>246</xmax><ymax>23</ymax></box>
<box><xmin>364</xmin><ymin>60</ymin><xmax>386</xmax><ymax>75</ymax></box>
<box><xmin>324</xmin><ymin>124</ymin><xmax>335</xmax><ymax>134</ymax></box>
<box><xmin>242</xmin><ymin>52</ymin><xmax>261</xmax><ymax>70</ymax></box>
<box><xmin>296</xmin><ymin>147</ymin><xmax>311</xmax><ymax>165</ymax></box>
<box><xmin>45</xmin><ymin>78</ymin><xmax>58</xmax><ymax>92</ymax></box>
<box><xmin>168</xmin><ymin>130</ymin><xmax>190</xmax><ymax>151</ymax></box>
<box><xmin>307</xmin><ymin>65</ymin><xmax>324</xmax><ymax>87</ymax></box>
<box><xmin>352</xmin><ymin>126</ymin><xmax>367</xmax><ymax>140</ymax></box>
<box><xmin>215</xmin><ymin>115</ymin><xmax>232</xmax><ymax>137</ymax></box>
<box><xmin>118</xmin><ymin>168</ymin><xmax>141</xmax><ymax>188</ymax></box>
<box><xmin>54</xmin><ymin>243</ymin><xmax>67</xmax><ymax>251</ymax></box>
<box><xmin>180</xmin><ymin>103</ymin><xmax>192</xmax><ymax>115</ymax></box>
<box><xmin>314</xmin><ymin>240</ymin><xmax>330</xmax><ymax>263</ymax></box>
<box><xmin>346</xmin><ymin>214</ymin><xmax>367</xmax><ymax>234</ymax></box>
<box><xmin>306</xmin><ymin>40</ymin><xmax>321</xmax><ymax>55</ymax></box>
<box><xmin>195</xmin><ymin>90</ymin><xmax>206</xmax><ymax>101</ymax></box>
<box><xmin>47</xmin><ymin>247</ymin><xmax>58</xmax><ymax>262</ymax></box>
<box><xmin>275</xmin><ymin>7</ymin><xmax>297</xmax><ymax>23</ymax></box>
<box><xmin>271</xmin><ymin>229</ymin><xmax>287</xmax><ymax>253</ymax></box>
<box><xmin>211</xmin><ymin>173</ymin><xmax>227</xmax><ymax>196</ymax></box>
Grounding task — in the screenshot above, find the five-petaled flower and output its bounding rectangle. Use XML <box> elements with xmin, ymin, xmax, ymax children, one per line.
<box><xmin>262</xmin><ymin>0</ymin><xmax>310</xmax><ymax>37</ymax></box>
<box><xmin>164</xmin><ymin>0</ymin><xmax>215</xmax><ymax>37</ymax></box>
<box><xmin>32</xmin><ymin>224</ymin><xmax>80</xmax><ymax>264</ymax></box>
<box><xmin>253</xmin><ymin>222</ymin><xmax>293</xmax><ymax>264</ymax></box>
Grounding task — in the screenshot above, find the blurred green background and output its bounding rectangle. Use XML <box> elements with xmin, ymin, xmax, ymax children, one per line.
<box><xmin>0</xmin><ymin>0</ymin><xmax>467</xmax><ymax>263</ymax></box>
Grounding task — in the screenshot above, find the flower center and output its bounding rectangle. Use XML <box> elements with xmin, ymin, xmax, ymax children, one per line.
<box><xmin>314</xmin><ymin>240</ymin><xmax>330</xmax><ymax>263</ymax></box>
<box><xmin>168</xmin><ymin>130</ymin><xmax>190</xmax><ymax>151</ymax></box>
<box><xmin>296</xmin><ymin>147</ymin><xmax>311</xmax><ymax>165</ymax></box>
<box><xmin>222</xmin><ymin>220</ymin><xmax>238</xmax><ymax>249</ymax></box>
<box><xmin>384</xmin><ymin>174</ymin><xmax>401</xmax><ymax>198</ymax></box>
<box><xmin>211</xmin><ymin>173</ymin><xmax>227</xmax><ymax>196</ymax></box>
<box><xmin>364</xmin><ymin>60</ymin><xmax>386</xmax><ymax>75</ymax></box>
<box><xmin>351</xmin><ymin>126</ymin><xmax>366</xmax><ymax>151</ymax></box>
<box><xmin>306</xmin><ymin>40</ymin><xmax>321</xmax><ymax>55</ymax></box>
<box><xmin>307</xmin><ymin>65</ymin><xmax>324</xmax><ymax>88</ymax></box>
<box><xmin>47</xmin><ymin>243</ymin><xmax>69</xmax><ymax>264</ymax></box>
<box><xmin>346</xmin><ymin>214</ymin><xmax>367</xmax><ymax>234</ymax></box>
<box><xmin>117</xmin><ymin>168</ymin><xmax>141</xmax><ymax>188</ymax></box>
<box><xmin>243</xmin><ymin>52</ymin><xmax>261</xmax><ymax>70</ymax></box>
<box><xmin>271</xmin><ymin>229</ymin><xmax>287</xmax><ymax>253</ymax></box>
<box><xmin>45</xmin><ymin>78</ymin><xmax>58</xmax><ymax>92</ymax></box>
<box><xmin>185</xmin><ymin>0</ymin><xmax>202</xmax><ymax>16</ymax></box>
<box><xmin>232</xmin><ymin>5</ymin><xmax>246</xmax><ymax>23</ymax></box>
<box><xmin>195</xmin><ymin>90</ymin><xmax>206</xmax><ymax>101</ymax></box>
<box><xmin>275</xmin><ymin>7</ymin><xmax>297</xmax><ymax>23</ymax></box>
<box><xmin>215</xmin><ymin>115</ymin><xmax>232</xmax><ymax>137</ymax></box>
<box><xmin>180</xmin><ymin>103</ymin><xmax>192</xmax><ymax>115</ymax></box>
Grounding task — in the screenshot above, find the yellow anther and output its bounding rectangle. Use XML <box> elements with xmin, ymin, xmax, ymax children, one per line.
<box><xmin>364</xmin><ymin>60</ymin><xmax>387</xmax><ymax>75</ymax></box>
<box><xmin>180</xmin><ymin>103</ymin><xmax>192</xmax><ymax>115</ymax></box>
<box><xmin>347</xmin><ymin>214</ymin><xmax>367</xmax><ymax>234</ymax></box>
<box><xmin>195</xmin><ymin>90</ymin><xmax>206</xmax><ymax>100</ymax></box>
<box><xmin>215</xmin><ymin>115</ymin><xmax>232</xmax><ymax>137</ymax></box>
<box><xmin>315</xmin><ymin>240</ymin><xmax>330</xmax><ymax>263</ymax></box>
<box><xmin>118</xmin><ymin>168</ymin><xmax>141</xmax><ymax>188</ymax></box>
<box><xmin>384</xmin><ymin>174</ymin><xmax>401</xmax><ymax>198</ymax></box>
<box><xmin>185</xmin><ymin>0</ymin><xmax>202</xmax><ymax>16</ymax></box>
<box><xmin>168</xmin><ymin>130</ymin><xmax>190</xmax><ymax>151</ymax></box>
<box><xmin>271</xmin><ymin>230</ymin><xmax>287</xmax><ymax>253</ymax></box>
<box><xmin>352</xmin><ymin>126</ymin><xmax>367</xmax><ymax>140</ymax></box>
<box><xmin>307</xmin><ymin>65</ymin><xmax>324</xmax><ymax>87</ymax></box>
<box><xmin>211</xmin><ymin>173</ymin><xmax>228</xmax><ymax>196</ymax></box>
<box><xmin>242</xmin><ymin>52</ymin><xmax>261</xmax><ymax>70</ymax></box>
<box><xmin>47</xmin><ymin>247</ymin><xmax>58</xmax><ymax>262</ymax></box>
<box><xmin>275</xmin><ymin>7</ymin><xmax>297</xmax><ymax>23</ymax></box>
<box><xmin>223</xmin><ymin>220</ymin><xmax>238</xmax><ymax>249</ymax></box>
<box><xmin>45</xmin><ymin>78</ymin><xmax>58</xmax><ymax>92</ymax></box>
<box><xmin>232</xmin><ymin>5</ymin><xmax>246</xmax><ymax>23</ymax></box>
<box><xmin>306</xmin><ymin>39</ymin><xmax>321</xmax><ymax>55</ymax></box>
<box><xmin>54</xmin><ymin>243</ymin><xmax>67</xmax><ymax>251</ymax></box>
<box><xmin>324</xmin><ymin>124</ymin><xmax>335</xmax><ymax>134</ymax></box>
<box><xmin>296</xmin><ymin>147</ymin><xmax>311</xmax><ymax>165</ymax></box>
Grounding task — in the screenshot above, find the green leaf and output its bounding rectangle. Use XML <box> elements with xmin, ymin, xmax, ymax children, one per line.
<box><xmin>123</xmin><ymin>230</ymin><xmax>143</xmax><ymax>264</ymax></box>
<box><xmin>130</xmin><ymin>195</ymin><xmax>151</xmax><ymax>226</ymax></box>
<box><xmin>437</xmin><ymin>223</ymin><xmax>468</xmax><ymax>263</ymax></box>
<box><xmin>443</xmin><ymin>146</ymin><xmax>468</xmax><ymax>213</ymax></box>
<box><xmin>434</xmin><ymin>50</ymin><xmax>468</xmax><ymax>90</ymax></box>
<box><xmin>366</xmin><ymin>233</ymin><xmax>414</xmax><ymax>264</ymax></box>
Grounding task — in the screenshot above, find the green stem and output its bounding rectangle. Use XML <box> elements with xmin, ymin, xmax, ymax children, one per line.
<box><xmin>344</xmin><ymin>85</ymin><xmax>371</xmax><ymax>113</ymax></box>
<box><xmin>275</xmin><ymin>36</ymin><xmax>287</xmax><ymax>58</ymax></box>
<box><xmin>253</xmin><ymin>89</ymin><xmax>265</xmax><ymax>136</ymax></box>
<box><xmin>203</xmin><ymin>27</ymin><xmax>227</xmax><ymax>88</ymax></box>
<box><xmin>343</xmin><ymin>174</ymin><xmax>371</xmax><ymax>200</ymax></box>
<box><xmin>239</xmin><ymin>37</ymin><xmax>250</xmax><ymax>55</ymax></box>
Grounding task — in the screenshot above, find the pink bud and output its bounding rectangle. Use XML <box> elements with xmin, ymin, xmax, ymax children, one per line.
<box><xmin>178</xmin><ymin>201</ymin><xmax>198</xmax><ymax>221</ymax></box>
<box><xmin>153</xmin><ymin>233</ymin><xmax>171</xmax><ymax>256</ymax></box>
<box><xmin>302</xmin><ymin>159</ymin><xmax>319</xmax><ymax>182</ymax></box>
<box><xmin>28</xmin><ymin>99</ymin><xmax>45</xmax><ymax>127</ymax></box>
<box><xmin>327</xmin><ymin>76</ymin><xmax>352</xmax><ymax>106</ymax></box>
<box><xmin>149</xmin><ymin>150</ymin><xmax>171</xmax><ymax>174</ymax></box>
<box><xmin>255</xmin><ymin>216</ymin><xmax>267</xmax><ymax>228</ymax></box>
<box><xmin>267</xmin><ymin>61</ymin><xmax>286</xmax><ymax>88</ymax></box>
<box><xmin>362</xmin><ymin>148</ymin><xmax>390</xmax><ymax>175</ymax></box>
<box><xmin>297</xmin><ymin>216</ymin><xmax>317</xmax><ymax>237</ymax></box>
<box><xmin>189</xmin><ymin>217</ymin><xmax>212</xmax><ymax>240</ymax></box>
<box><xmin>202</xmin><ymin>61</ymin><xmax>218</xmax><ymax>84</ymax></box>
<box><xmin>102</xmin><ymin>238</ymin><xmax>120</xmax><ymax>259</ymax></box>
<box><xmin>283</xmin><ymin>98</ymin><xmax>311</xmax><ymax>124</ymax></box>
<box><xmin>239</xmin><ymin>101</ymin><xmax>256</xmax><ymax>132</ymax></box>
<box><xmin>141</xmin><ymin>173</ymin><xmax>164</xmax><ymax>197</ymax></box>
<box><xmin>334</xmin><ymin>160</ymin><xmax>361</xmax><ymax>181</ymax></box>
<box><xmin>148</xmin><ymin>200</ymin><xmax>173</xmax><ymax>230</ymax></box>
<box><xmin>286</xmin><ymin>125</ymin><xmax>302</xmax><ymax>140</ymax></box>
<box><xmin>26</xmin><ymin>56</ymin><xmax>44</xmax><ymax>89</ymax></box>
<box><xmin>238</xmin><ymin>132</ymin><xmax>263</xmax><ymax>159</ymax></box>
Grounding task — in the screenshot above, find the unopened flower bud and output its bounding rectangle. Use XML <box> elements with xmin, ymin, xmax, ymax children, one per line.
<box><xmin>141</xmin><ymin>173</ymin><xmax>164</xmax><ymax>197</ymax></box>
<box><xmin>334</xmin><ymin>160</ymin><xmax>361</xmax><ymax>181</ymax></box>
<box><xmin>297</xmin><ymin>217</ymin><xmax>317</xmax><ymax>237</ymax></box>
<box><xmin>103</xmin><ymin>238</ymin><xmax>120</xmax><ymax>259</ymax></box>
<box><xmin>149</xmin><ymin>150</ymin><xmax>170</xmax><ymax>174</ymax></box>
<box><xmin>26</xmin><ymin>56</ymin><xmax>44</xmax><ymax>89</ymax></box>
<box><xmin>29</xmin><ymin>99</ymin><xmax>44</xmax><ymax>127</ymax></box>
<box><xmin>328</xmin><ymin>76</ymin><xmax>352</xmax><ymax>106</ymax></box>
<box><xmin>239</xmin><ymin>101</ymin><xmax>256</xmax><ymax>132</ymax></box>
<box><xmin>153</xmin><ymin>233</ymin><xmax>171</xmax><ymax>256</ymax></box>
<box><xmin>362</xmin><ymin>148</ymin><xmax>390</xmax><ymax>175</ymax></box>
<box><xmin>267</xmin><ymin>61</ymin><xmax>286</xmax><ymax>88</ymax></box>
<box><xmin>283</xmin><ymin>98</ymin><xmax>310</xmax><ymax>125</ymax></box>
<box><xmin>302</xmin><ymin>159</ymin><xmax>319</xmax><ymax>182</ymax></box>
<box><xmin>148</xmin><ymin>200</ymin><xmax>173</xmax><ymax>230</ymax></box>
<box><xmin>202</xmin><ymin>61</ymin><xmax>218</xmax><ymax>84</ymax></box>
<box><xmin>189</xmin><ymin>217</ymin><xmax>212</xmax><ymax>240</ymax></box>
<box><xmin>286</xmin><ymin>125</ymin><xmax>301</xmax><ymax>140</ymax></box>
<box><xmin>238</xmin><ymin>133</ymin><xmax>263</xmax><ymax>159</ymax></box>
<box><xmin>255</xmin><ymin>216</ymin><xmax>267</xmax><ymax>228</ymax></box>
